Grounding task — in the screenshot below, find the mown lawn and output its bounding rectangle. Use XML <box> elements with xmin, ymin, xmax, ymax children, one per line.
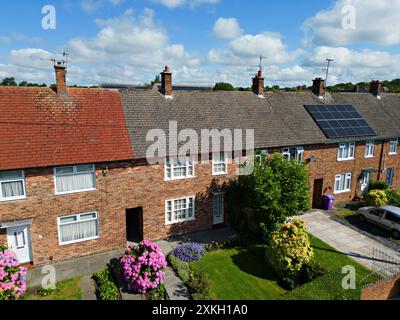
<box><xmin>191</xmin><ymin>235</ymin><xmax>372</xmax><ymax>300</ymax></box>
<box><xmin>23</xmin><ymin>276</ymin><xmax>82</xmax><ymax>300</ymax></box>
<box><xmin>283</xmin><ymin>235</ymin><xmax>372</xmax><ymax>300</ymax></box>
<box><xmin>191</xmin><ymin>244</ymin><xmax>286</xmax><ymax>300</ymax></box>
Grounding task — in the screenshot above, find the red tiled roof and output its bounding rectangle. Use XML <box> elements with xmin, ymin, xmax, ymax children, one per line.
<box><xmin>0</xmin><ymin>86</ymin><xmax>134</xmax><ymax>170</ymax></box>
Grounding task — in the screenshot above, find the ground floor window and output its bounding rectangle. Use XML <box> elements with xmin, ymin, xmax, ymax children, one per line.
<box><xmin>334</xmin><ymin>173</ymin><xmax>352</xmax><ymax>193</ymax></box>
<box><xmin>58</xmin><ymin>212</ymin><xmax>99</xmax><ymax>245</ymax></box>
<box><xmin>166</xmin><ymin>196</ymin><xmax>195</xmax><ymax>224</ymax></box>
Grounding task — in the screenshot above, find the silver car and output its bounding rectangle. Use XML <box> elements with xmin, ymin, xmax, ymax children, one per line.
<box><xmin>357</xmin><ymin>205</ymin><xmax>400</xmax><ymax>239</ymax></box>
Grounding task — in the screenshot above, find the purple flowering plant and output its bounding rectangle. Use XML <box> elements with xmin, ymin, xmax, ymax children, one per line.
<box><xmin>0</xmin><ymin>246</ymin><xmax>27</xmax><ymax>300</ymax></box>
<box><xmin>172</xmin><ymin>243</ymin><xmax>206</xmax><ymax>263</ymax></box>
<box><xmin>120</xmin><ymin>240</ymin><xmax>167</xmax><ymax>294</ymax></box>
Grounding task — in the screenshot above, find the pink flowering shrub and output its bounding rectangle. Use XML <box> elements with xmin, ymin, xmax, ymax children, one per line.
<box><xmin>120</xmin><ymin>240</ymin><xmax>167</xmax><ymax>294</ymax></box>
<box><xmin>0</xmin><ymin>246</ymin><xmax>27</xmax><ymax>300</ymax></box>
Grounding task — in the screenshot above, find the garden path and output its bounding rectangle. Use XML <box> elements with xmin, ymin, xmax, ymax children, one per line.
<box><xmin>301</xmin><ymin>211</ymin><xmax>400</xmax><ymax>274</ymax></box>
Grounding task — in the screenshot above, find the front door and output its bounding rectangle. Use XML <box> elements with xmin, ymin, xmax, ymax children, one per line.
<box><xmin>7</xmin><ymin>225</ymin><xmax>32</xmax><ymax>263</ymax></box>
<box><xmin>312</xmin><ymin>179</ymin><xmax>324</xmax><ymax>209</ymax></box>
<box><xmin>213</xmin><ymin>193</ymin><xmax>224</xmax><ymax>225</ymax></box>
<box><xmin>361</xmin><ymin>171</ymin><xmax>371</xmax><ymax>196</ymax></box>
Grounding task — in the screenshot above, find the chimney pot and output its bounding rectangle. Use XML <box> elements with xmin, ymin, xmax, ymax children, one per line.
<box><xmin>54</xmin><ymin>64</ymin><xmax>67</xmax><ymax>96</ymax></box>
<box><xmin>161</xmin><ymin>66</ymin><xmax>173</xmax><ymax>97</ymax></box>
<box><xmin>252</xmin><ymin>69</ymin><xmax>264</xmax><ymax>97</ymax></box>
<box><xmin>312</xmin><ymin>77</ymin><xmax>325</xmax><ymax>98</ymax></box>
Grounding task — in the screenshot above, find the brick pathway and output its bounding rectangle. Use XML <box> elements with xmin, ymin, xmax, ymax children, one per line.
<box><xmin>301</xmin><ymin>211</ymin><xmax>400</xmax><ymax>273</ymax></box>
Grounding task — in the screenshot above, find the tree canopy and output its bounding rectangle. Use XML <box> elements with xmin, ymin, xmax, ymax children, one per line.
<box><xmin>213</xmin><ymin>82</ymin><xmax>235</xmax><ymax>91</ymax></box>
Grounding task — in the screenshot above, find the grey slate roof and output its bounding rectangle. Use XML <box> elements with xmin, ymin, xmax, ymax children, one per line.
<box><xmin>119</xmin><ymin>88</ymin><xmax>400</xmax><ymax>159</ymax></box>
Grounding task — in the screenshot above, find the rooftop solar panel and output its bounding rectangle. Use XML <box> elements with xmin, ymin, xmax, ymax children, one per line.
<box><xmin>304</xmin><ymin>104</ymin><xmax>376</xmax><ymax>139</ymax></box>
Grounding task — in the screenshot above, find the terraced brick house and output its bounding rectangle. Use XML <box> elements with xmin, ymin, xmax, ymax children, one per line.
<box><xmin>0</xmin><ymin>64</ymin><xmax>399</xmax><ymax>266</ymax></box>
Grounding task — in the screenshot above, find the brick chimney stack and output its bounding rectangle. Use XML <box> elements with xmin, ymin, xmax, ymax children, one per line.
<box><xmin>54</xmin><ymin>62</ymin><xmax>67</xmax><ymax>96</ymax></box>
<box><xmin>370</xmin><ymin>80</ymin><xmax>383</xmax><ymax>98</ymax></box>
<box><xmin>252</xmin><ymin>69</ymin><xmax>264</xmax><ymax>97</ymax></box>
<box><xmin>312</xmin><ymin>77</ymin><xmax>325</xmax><ymax>98</ymax></box>
<box><xmin>161</xmin><ymin>66</ymin><xmax>173</xmax><ymax>97</ymax></box>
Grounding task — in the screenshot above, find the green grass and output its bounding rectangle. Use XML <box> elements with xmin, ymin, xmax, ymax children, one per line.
<box><xmin>191</xmin><ymin>244</ymin><xmax>287</xmax><ymax>300</ymax></box>
<box><xmin>23</xmin><ymin>276</ymin><xmax>82</xmax><ymax>300</ymax></box>
<box><xmin>190</xmin><ymin>236</ymin><xmax>373</xmax><ymax>300</ymax></box>
<box><xmin>283</xmin><ymin>235</ymin><xmax>372</xmax><ymax>300</ymax></box>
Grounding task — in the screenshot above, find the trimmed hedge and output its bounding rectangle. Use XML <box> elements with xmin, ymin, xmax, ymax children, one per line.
<box><xmin>93</xmin><ymin>269</ymin><xmax>120</xmax><ymax>300</ymax></box>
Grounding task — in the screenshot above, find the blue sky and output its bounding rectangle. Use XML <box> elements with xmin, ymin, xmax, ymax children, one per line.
<box><xmin>1</xmin><ymin>0</ymin><xmax>400</xmax><ymax>87</ymax></box>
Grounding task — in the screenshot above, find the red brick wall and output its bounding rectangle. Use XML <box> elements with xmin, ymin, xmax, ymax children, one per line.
<box><xmin>361</xmin><ymin>275</ymin><xmax>400</xmax><ymax>300</ymax></box>
<box><xmin>0</xmin><ymin>160</ymin><xmax>236</xmax><ymax>265</ymax></box>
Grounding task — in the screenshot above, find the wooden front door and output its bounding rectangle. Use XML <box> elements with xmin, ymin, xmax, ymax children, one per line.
<box><xmin>312</xmin><ymin>179</ymin><xmax>324</xmax><ymax>209</ymax></box>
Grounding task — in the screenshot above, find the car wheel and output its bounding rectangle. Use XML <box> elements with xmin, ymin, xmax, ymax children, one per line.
<box><xmin>359</xmin><ymin>215</ymin><xmax>366</xmax><ymax>222</ymax></box>
<box><xmin>391</xmin><ymin>230</ymin><xmax>400</xmax><ymax>240</ymax></box>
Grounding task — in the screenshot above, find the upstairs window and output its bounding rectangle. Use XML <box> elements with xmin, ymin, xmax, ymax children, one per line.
<box><xmin>212</xmin><ymin>152</ymin><xmax>228</xmax><ymax>175</ymax></box>
<box><xmin>54</xmin><ymin>164</ymin><xmax>96</xmax><ymax>194</ymax></box>
<box><xmin>337</xmin><ymin>142</ymin><xmax>355</xmax><ymax>161</ymax></box>
<box><xmin>334</xmin><ymin>173</ymin><xmax>352</xmax><ymax>193</ymax></box>
<box><xmin>282</xmin><ymin>147</ymin><xmax>304</xmax><ymax>163</ymax></box>
<box><xmin>165</xmin><ymin>157</ymin><xmax>195</xmax><ymax>180</ymax></box>
<box><xmin>165</xmin><ymin>197</ymin><xmax>195</xmax><ymax>225</ymax></box>
<box><xmin>365</xmin><ymin>141</ymin><xmax>375</xmax><ymax>158</ymax></box>
<box><xmin>0</xmin><ymin>170</ymin><xmax>26</xmax><ymax>201</ymax></box>
<box><xmin>389</xmin><ymin>139</ymin><xmax>398</xmax><ymax>155</ymax></box>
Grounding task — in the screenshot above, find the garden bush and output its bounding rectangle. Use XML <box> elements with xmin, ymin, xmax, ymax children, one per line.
<box><xmin>171</xmin><ymin>243</ymin><xmax>205</xmax><ymax>262</ymax></box>
<box><xmin>364</xmin><ymin>189</ymin><xmax>388</xmax><ymax>207</ymax></box>
<box><xmin>187</xmin><ymin>271</ymin><xmax>211</xmax><ymax>300</ymax></box>
<box><xmin>93</xmin><ymin>269</ymin><xmax>120</xmax><ymax>300</ymax></box>
<box><xmin>147</xmin><ymin>284</ymin><xmax>170</xmax><ymax>301</ymax></box>
<box><xmin>167</xmin><ymin>253</ymin><xmax>191</xmax><ymax>283</ymax></box>
<box><xmin>0</xmin><ymin>246</ymin><xmax>27</xmax><ymax>300</ymax></box>
<box><xmin>265</xmin><ymin>218</ymin><xmax>314</xmax><ymax>279</ymax></box>
<box><xmin>386</xmin><ymin>189</ymin><xmax>400</xmax><ymax>207</ymax></box>
<box><xmin>368</xmin><ymin>180</ymin><xmax>389</xmax><ymax>191</ymax></box>
<box><xmin>120</xmin><ymin>240</ymin><xmax>167</xmax><ymax>294</ymax></box>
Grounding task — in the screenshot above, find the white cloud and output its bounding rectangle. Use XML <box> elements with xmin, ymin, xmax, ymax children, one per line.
<box><xmin>209</xmin><ymin>32</ymin><xmax>302</xmax><ymax>66</ymax></box>
<box><xmin>213</xmin><ymin>18</ymin><xmax>243</xmax><ymax>40</ymax></box>
<box><xmin>303</xmin><ymin>0</ymin><xmax>400</xmax><ymax>46</ymax></box>
<box><xmin>152</xmin><ymin>0</ymin><xmax>220</xmax><ymax>9</ymax></box>
<box><xmin>303</xmin><ymin>46</ymin><xmax>400</xmax><ymax>83</ymax></box>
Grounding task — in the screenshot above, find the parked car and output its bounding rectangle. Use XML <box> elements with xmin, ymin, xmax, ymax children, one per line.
<box><xmin>357</xmin><ymin>205</ymin><xmax>400</xmax><ymax>239</ymax></box>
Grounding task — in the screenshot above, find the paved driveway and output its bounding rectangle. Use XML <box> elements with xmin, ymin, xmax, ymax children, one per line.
<box><xmin>301</xmin><ymin>211</ymin><xmax>400</xmax><ymax>273</ymax></box>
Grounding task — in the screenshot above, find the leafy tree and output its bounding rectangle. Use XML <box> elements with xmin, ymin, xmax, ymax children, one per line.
<box><xmin>240</xmin><ymin>153</ymin><xmax>310</xmax><ymax>238</ymax></box>
<box><xmin>0</xmin><ymin>77</ymin><xmax>17</xmax><ymax>86</ymax></box>
<box><xmin>213</xmin><ymin>82</ymin><xmax>235</xmax><ymax>91</ymax></box>
<box><xmin>150</xmin><ymin>75</ymin><xmax>161</xmax><ymax>86</ymax></box>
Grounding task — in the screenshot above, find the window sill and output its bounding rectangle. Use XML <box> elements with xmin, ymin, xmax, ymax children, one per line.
<box><xmin>337</xmin><ymin>158</ymin><xmax>355</xmax><ymax>162</ymax></box>
<box><xmin>165</xmin><ymin>176</ymin><xmax>196</xmax><ymax>182</ymax></box>
<box><xmin>59</xmin><ymin>236</ymin><xmax>100</xmax><ymax>246</ymax></box>
<box><xmin>55</xmin><ymin>188</ymin><xmax>97</xmax><ymax>196</ymax></box>
<box><xmin>388</xmin><ymin>152</ymin><xmax>397</xmax><ymax>156</ymax></box>
<box><xmin>165</xmin><ymin>217</ymin><xmax>195</xmax><ymax>226</ymax></box>
<box><xmin>212</xmin><ymin>172</ymin><xmax>228</xmax><ymax>176</ymax></box>
<box><xmin>365</xmin><ymin>155</ymin><xmax>374</xmax><ymax>159</ymax></box>
<box><xmin>334</xmin><ymin>190</ymin><xmax>351</xmax><ymax>194</ymax></box>
<box><xmin>0</xmin><ymin>196</ymin><xmax>27</xmax><ymax>203</ymax></box>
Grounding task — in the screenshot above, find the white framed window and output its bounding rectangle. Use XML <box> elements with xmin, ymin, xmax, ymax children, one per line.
<box><xmin>212</xmin><ymin>152</ymin><xmax>228</xmax><ymax>175</ymax></box>
<box><xmin>365</xmin><ymin>141</ymin><xmax>375</xmax><ymax>158</ymax></box>
<box><xmin>334</xmin><ymin>173</ymin><xmax>352</xmax><ymax>193</ymax></box>
<box><xmin>54</xmin><ymin>164</ymin><xmax>96</xmax><ymax>194</ymax></box>
<box><xmin>389</xmin><ymin>139</ymin><xmax>398</xmax><ymax>155</ymax></box>
<box><xmin>165</xmin><ymin>196</ymin><xmax>195</xmax><ymax>225</ymax></box>
<box><xmin>165</xmin><ymin>157</ymin><xmax>195</xmax><ymax>181</ymax></box>
<box><xmin>282</xmin><ymin>147</ymin><xmax>304</xmax><ymax>163</ymax></box>
<box><xmin>0</xmin><ymin>170</ymin><xmax>26</xmax><ymax>201</ymax></box>
<box><xmin>337</xmin><ymin>142</ymin><xmax>355</xmax><ymax>161</ymax></box>
<box><xmin>57</xmin><ymin>212</ymin><xmax>99</xmax><ymax>245</ymax></box>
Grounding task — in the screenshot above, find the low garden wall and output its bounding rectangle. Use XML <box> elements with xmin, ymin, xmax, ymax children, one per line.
<box><xmin>361</xmin><ymin>275</ymin><xmax>400</xmax><ymax>300</ymax></box>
